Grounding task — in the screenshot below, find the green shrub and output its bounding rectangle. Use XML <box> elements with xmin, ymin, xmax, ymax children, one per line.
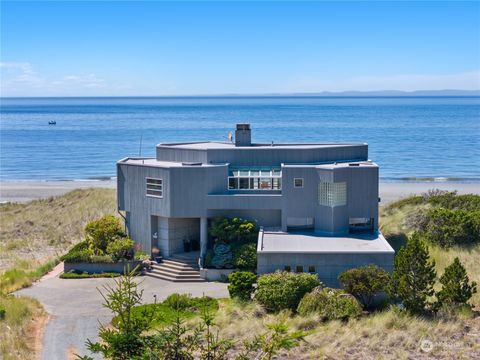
<box><xmin>232</xmin><ymin>242</ymin><xmax>257</xmax><ymax>269</ymax></box>
<box><xmin>61</xmin><ymin>248</ymin><xmax>92</xmax><ymax>263</ymax></box>
<box><xmin>297</xmin><ymin>287</ymin><xmax>362</xmax><ymax>320</ymax></box>
<box><xmin>436</xmin><ymin>257</ymin><xmax>477</xmax><ymax>307</ymax></box>
<box><xmin>163</xmin><ymin>293</ymin><xmax>192</xmax><ymax>311</ymax></box>
<box><xmin>209</xmin><ymin>217</ymin><xmax>257</xmax><ymax>243</ymax></box>
<box><xmin>0</xmin><ymin>303</ymin><xmax>5</xmax><ymax>320</ymax></box>
<box><xmin>106</xmin><ymin>238</ymin><xmax>135</xmax><ymax>262</ymax></box>
<box><xmin>211</xmin><ymin>243</ymin><xmax>233</xmax><ymax>269</ymax></box>
<box><xmin>338</xmin><ymin>264</ymin><xmax>390</xmax><ymax>309</ymax></box>
<box><xmin>419</xmin><ymin>208</ymin><xmax>480</xmax><ymax>247</ymax></box>
<box><xmin>255</xmin><ymin>271</ymin><xmax>321</xmax><ymax>312</ymax></box>
<box><xmin>85</xmin><ymin>215</ymin><xmax>126</xmax><ymax>254</ymax></box>
<box><xmin>228</xmin><ymin>271</ymin><xmax>257</xmax><ymax>301</ymax></box>
<box><xmin>90</xmin><ymin>254</ymin><xmax>114</xmax><ymax>263</ymax></box>
<box><xmin>60</xmin><ymin>271</ymin><xmax>120</xmax><ymax>279</ymax></box>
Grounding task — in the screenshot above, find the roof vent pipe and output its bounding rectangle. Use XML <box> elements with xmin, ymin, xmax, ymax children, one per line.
<box><xmin>235</xmin><ymin>123</ymin><xmax>251</xmax><ymax>147</ymax></box>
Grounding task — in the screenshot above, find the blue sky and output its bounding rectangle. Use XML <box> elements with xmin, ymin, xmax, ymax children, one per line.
<box><xmin>1</xmin><ymin>1</ymin><xmax>479</xmax><ymax>96</ymax></box>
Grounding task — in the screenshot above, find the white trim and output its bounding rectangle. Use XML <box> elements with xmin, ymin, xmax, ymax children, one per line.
<box><xmin>146</xmin><ymin>177</ymin><xmax>163</xmax><ymax>198</ymax></box>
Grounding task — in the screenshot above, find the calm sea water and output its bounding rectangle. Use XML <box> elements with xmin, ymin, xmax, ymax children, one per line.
<box><xmin>0</xmin><ymin>96</ymin><xmax>479</xmax><ymax>181</ymax></box>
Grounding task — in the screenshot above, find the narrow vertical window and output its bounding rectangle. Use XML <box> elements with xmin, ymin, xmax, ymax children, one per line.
<box><xmin>146</xmin><ymin>177</ymin><xmax>163</xmax><ymax>198</ymax></box>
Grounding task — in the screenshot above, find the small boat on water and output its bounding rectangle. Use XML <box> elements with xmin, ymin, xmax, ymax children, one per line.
<box><xmin>48</xmin><ymin>120</ymin><xmax>56</xmax><ymax>125</ymax></box>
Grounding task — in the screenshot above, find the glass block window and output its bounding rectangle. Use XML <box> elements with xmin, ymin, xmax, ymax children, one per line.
<box><xmin>318</xmin><ymin>181</ymin><xmax>347</xmax><ymax>207</ymax></box>
<box><xmin>146</xmin><ymin>178</ymin><xmax>163</xmax><ymax>198</ymax></box>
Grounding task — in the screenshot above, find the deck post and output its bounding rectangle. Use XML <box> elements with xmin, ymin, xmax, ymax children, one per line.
<box><xmin>199</xmin><ymin>217</ymin><xmax>208</xmax><ymax>267</ymax></box>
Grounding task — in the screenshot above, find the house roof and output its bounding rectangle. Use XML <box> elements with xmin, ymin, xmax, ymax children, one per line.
<box><xmin>157</xmin><ymin>141</ymin><xmax>367</xmax><ymax>150</ymax></box>
<box><xmin>258</xmin><ymin>230</ymin><xmax>394</xmax><ymax>254</ymax></box>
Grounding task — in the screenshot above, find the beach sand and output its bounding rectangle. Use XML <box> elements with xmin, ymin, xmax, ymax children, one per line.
<box><xmin>0</xmin><ymin>180</ymin><xmax>116</xmax><ymax>203</ymax></box>
<box><xmin>0</xmin><ymin>180</ymin><xmax>478</xmax><ymax>204</ymax></box>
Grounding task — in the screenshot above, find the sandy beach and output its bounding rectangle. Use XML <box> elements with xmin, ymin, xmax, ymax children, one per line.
<box><xmin>0</xmin><ymin>179</ymin><xmax>478</xmax><ymax>204</ymax></box>
<box><xmin>0</xmin><ymin>180</ymin><xmax>116</xmax><ymax>203</ymax></box>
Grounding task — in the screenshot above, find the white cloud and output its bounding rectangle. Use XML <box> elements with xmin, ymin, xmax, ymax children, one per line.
<box><xmin>1</xmin><ymin>62</ymin><xmax>109</xmax><ymax>96</ymax></box>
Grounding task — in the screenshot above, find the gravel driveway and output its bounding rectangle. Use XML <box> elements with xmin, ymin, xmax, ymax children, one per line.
<box><xmin>17</xmin><ymin>275</ymin><xmax>229</xmax><ymax>359</ymax></box>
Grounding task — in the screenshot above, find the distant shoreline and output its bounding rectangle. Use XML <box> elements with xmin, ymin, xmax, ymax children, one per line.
<box><xmin>1</xmin><ymin>179</ymin><xmax>479</xmax><ymax>204</ymax></box>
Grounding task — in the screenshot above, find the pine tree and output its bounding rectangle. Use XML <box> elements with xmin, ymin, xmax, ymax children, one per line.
<box><xmin>436</xmin><ymin>257</ymin><xmax>477</xmax><ymax>307</ymax></box>
<box><xmin>388</xmin><ymin>233</ymin><xmax>437</xmax><ymax>313</ymax></box>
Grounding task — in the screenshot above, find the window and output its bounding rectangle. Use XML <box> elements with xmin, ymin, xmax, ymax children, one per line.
<box><xmin>284</xmin><ymin>265</ymin><xmax>291</xmax><ymax>272</ymax></box>
<box><xmin>228</xmin><ymin>167</ymin><xmax>282</xmax><ymax>190</ymax></box>
<box><xmin>308</xmin><ymin>266</ymin><xmax>316</xmax><ymax>273</ymax></box>
<box><xmin>146</xmin><ymin>177</ymin><xmax>163</xmax><ymax>198</ymax></box>
<box><xmin>296</xmin><ymin>266</ymin><xmax>304</xmax><ymax>273</ymax></box>
<box><xmin>294</xmin><ymin>178</ymin><xmax>304</xmax><ymax>188</ymax></box>
<box><xmin>318</xmin><ymin>181</ymin><xmax>347</xmax><ymax>207</ymax></box>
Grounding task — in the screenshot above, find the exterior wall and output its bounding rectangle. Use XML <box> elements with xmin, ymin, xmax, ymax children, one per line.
<box><xmin>64</xmin><ymin>261</ymin><xmax>141</xmax><ymax>274</ymax></box>
<box><xmin>155</xmin><ymin>144</ymin><xmax>368</xmax><ymax>167</ymax></box>
<box><xmin>257</xmin><ymin>252</ymin><xmax>394</xmax><ymax>288</ymax></box>
<box><xmin>208</xmin><ymin>209</ymin><xmax>282</xmax><ymax>228</ymax></box>
<box><xmin>281</xmin><ymin>165</ymin><xmax>378</xmax><ymax>233</ymax></box>
<box><xmin>205</xmin><ymin>145</ymin><xmax>368</xmax><ymax>166</ymax></box>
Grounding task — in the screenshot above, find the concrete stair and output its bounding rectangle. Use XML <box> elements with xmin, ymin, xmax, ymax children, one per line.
<box><xmin>146</xmin><ymin>254</ymin><xmax>204</xmax><ymax>282</ymax></box>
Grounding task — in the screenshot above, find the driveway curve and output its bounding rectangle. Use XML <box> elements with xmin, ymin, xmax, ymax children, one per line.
<box><xmin>17</xmin><ymin>276</ymin><xmax>228</xmax><ymax>360</ymax></box>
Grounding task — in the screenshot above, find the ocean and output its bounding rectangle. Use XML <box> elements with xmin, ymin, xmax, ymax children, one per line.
<box><xmin>0</xmin><ymin>96</ymin><xmax>479</xmax><ymax>182</ymax></box>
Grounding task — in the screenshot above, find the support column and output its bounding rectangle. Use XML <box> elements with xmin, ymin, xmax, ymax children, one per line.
<box><xmin>199</xmin><ymin>217</ymin><xmax>208</xmax><ymax>267</ymax></box>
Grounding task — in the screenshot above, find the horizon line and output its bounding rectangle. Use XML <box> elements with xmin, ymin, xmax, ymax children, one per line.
<box><xmin>1</xmin><ymin>89</ymin><xmax>480</xmax><ymax>99</ymax></box>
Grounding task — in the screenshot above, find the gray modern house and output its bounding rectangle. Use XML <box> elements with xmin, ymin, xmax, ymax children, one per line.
<box><xmin>117</xmin><ymin>124</ymin><xmax>394</xmax><ymax>285</ymax></box>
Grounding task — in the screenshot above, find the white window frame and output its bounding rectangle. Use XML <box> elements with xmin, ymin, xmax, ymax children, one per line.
<box><xmin>293</xmin><ymin>178</ymin><xmax>304</xmax><ymax>188</ymax></box>
<box><xmin>146</xmin><ymin>177</ymin><xmax>163</xmax><ymax>198</ymax></box>
<box><xmin>227</xmin><ymin>168</ymin><xmax>282</xmax><ymax>191</ymax></box>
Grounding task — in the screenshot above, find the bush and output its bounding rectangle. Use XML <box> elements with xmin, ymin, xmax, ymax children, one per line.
<box><xmin>232</xmin><ymin>242</ymin><xmax>257</xmax><ymax>269</ymax></box>
<box><xmin>338</xmin><ymin>265</ymin><xmax>390</xmax><ymax>309</ymax></box>
<box><xmin>85</xmin><ymin>215</ymin><xmax>126</xmax><ymax>254</ymax></box>
<box><xmin>61</xmin><ymin>248</ymin><xmax>93</xmax><ymax>263</ymax></box>
<box><xmin>0</xmin><ymin>303</ymin><xmax>5</xmax><ymax>320</ymax></box>
<box><xmin>60</xmin><ymin>271</ymin><xmax>120</xmax><ymax>279</ymax></box>
<box><xmin>419</xmin><ymin>208</ymin><xmax>480</xmax><ymax>247</ymax></box>
<box><xmin>297</xmin><ymin>287</ymin><xmax>362</xmax><ymax>320</ymax></box>
<box><xmin>106</xmin><ymin>238</ymin><xmax>135</xmax><ymax>262</ymax></box>
<box><xmin>163</xmin><ymin>293</ymin><xmax>192</xmax><ymax>311</ymax></box>
<box><xmin>211</xmin><ymin>243</ymin><xmax>233</xmax><ymax>269</ymax></box>
<box><xmin>436</xmin><ymin>257</ymin><xmax>477</xmax><ymax>308</ymax></box>
<box><xmin>209</xmin><ymin>217</ymin><xmax>257</xmax><ymax>243</ymax></box>
<box><xmin>255</xmin><ymin>271</ymin><xmax>321</xmax><ymax>312</ymax></box>
<box><xmin>228</xmin><ymin>271</ymin><xmax>257</xmax><ymax>301</ymax></box>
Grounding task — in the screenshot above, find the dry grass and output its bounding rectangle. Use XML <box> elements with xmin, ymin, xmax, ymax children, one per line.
<box><xmin>0</xmin><ymin>188</ymin><xmax>116</xmax><ymax>271</ymax></box>
<box><xmin>213</xmin><ymin>300</ymin><xmax>480</xmax><ymax>359</ymax></box>
<box><xmin>0</xmin><ymin>295</ymin><xmax>46</xmax><ymax>360</ymax></box>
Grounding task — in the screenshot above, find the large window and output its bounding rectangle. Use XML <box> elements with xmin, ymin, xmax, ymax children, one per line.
<box><xmin>318</xmin><ymin>181</ymin><xmax>347</xmax><ymax>207</ymax></box>
<box><xmin>228</xmin><ymin>168</ymin><xmax>282</xmax><ymax>190</ymax></box>
<box><xmin>146</xmin><ymin>177</ymin><xmax>163</xmax><ymax>198</ymax></box>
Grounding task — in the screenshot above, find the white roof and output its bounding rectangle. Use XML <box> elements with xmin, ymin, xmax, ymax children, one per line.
<box><xmin>258</xmin><ymin>231</ymin><xmax>394</xmax><ymax>254</ymax></box>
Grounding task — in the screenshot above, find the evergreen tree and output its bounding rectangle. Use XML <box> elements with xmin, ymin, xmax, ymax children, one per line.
<box><xmin>388</xmin><ymin>233</ymin><xmax>437</xmax><ymax>313</ymax></box>
<box><xmin>436</xmin><ymin>257</ymin><xmax>477</xmax><ymax>307</ymax></box>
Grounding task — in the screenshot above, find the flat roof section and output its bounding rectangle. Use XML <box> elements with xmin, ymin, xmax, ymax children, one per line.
<box><xmin>157</xmin><ymin>141</ymin><xmax>367</xmax><ymax>150</ymax></box>
<box><xmin>258</xmin><ymin>231</ymin><xmax>394</xmax><ymax>254</ymax></box>
<box><xmin>117</xmin><ymin>157</ymin><xmax>227</xmax><ymax>168</ymax></box>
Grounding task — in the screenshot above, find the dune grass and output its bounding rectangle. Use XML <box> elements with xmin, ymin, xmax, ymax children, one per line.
<box><xmin>211</xmin><ymin>298</ymin><xmax>480</xmax><ymax>359</ymax></box>
<box><xmin>0</xmin><ymin>188</ymin><xmax>116</xmax><ymax>359</ymax></box>
<box><xmin>0</xmin><ymin>295</ymin><xmax>45</xmax><ymax>360</ymax></box>
<box><xmin>0</xmin><ymin>188</ymin><xmax>116</xmax><ymax>272</ymax></box>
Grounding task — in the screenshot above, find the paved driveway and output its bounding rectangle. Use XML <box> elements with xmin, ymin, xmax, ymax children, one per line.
<box><xmin>17</xmin><ymin>276</ymin><xmax>228</xmax><ymax>360</ymax></box>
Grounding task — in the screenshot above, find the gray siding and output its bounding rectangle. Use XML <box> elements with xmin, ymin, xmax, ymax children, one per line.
<box><xmin>257</xmin><ymin>252</ymin><xmax>394</xmax><ymax>287</ymax></box>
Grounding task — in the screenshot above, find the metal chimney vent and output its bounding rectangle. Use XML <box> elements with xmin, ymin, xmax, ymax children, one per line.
<box><xmin>235</xmin><ymin>123</ymin><xmax>251</xmax><ymax>147</ymax></box>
